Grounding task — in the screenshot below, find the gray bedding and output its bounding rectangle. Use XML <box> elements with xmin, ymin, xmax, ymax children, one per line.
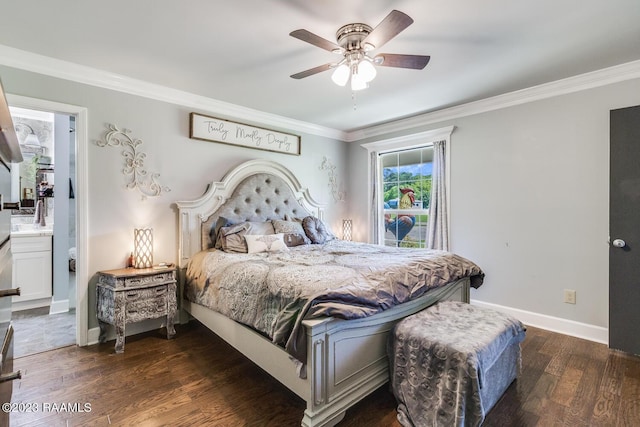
<box><xmin>185</xmin><ymin>240</ymin><xmax>484</xmax><ymax>362</ymax></box>
<box><xmin>390</xmin><ymin>301</ymin><xmax>526</xmax><ymax>427</ymax></box>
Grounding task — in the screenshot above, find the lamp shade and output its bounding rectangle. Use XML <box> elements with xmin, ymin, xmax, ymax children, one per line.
<box><xmin>342</xmin><ymin>219</ymin><xmax>353</xmax><ymax>241</ymax></box>
<box><xmin>358</xmin><ymin>60</ymin><xmax>377</xmax><ymax>83</ymax></box>
<box><xmin>331</xmin><ymin>64</ymin><xmax>350</xmax><ymax>86</ymax></box>
<box><xmin>133</xmin><ymin>228</ymin><xmax>153</xmax><ymax>268</ymax></box>
<box><xmin>350</xmin><ymin>73</ymin><xmax>367</xmax><ymax>91</ymax></box>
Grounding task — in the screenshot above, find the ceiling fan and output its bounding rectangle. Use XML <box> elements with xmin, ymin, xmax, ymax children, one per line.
<box><xmin>289</xmin><ymin>10</ymin><xmax>430</xmax><ymax>91</ymax></box>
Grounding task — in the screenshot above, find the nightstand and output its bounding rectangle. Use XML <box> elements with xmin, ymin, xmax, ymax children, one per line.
<box><xmin>96</xmin><ymin>266</ymin><xmax>177</xmax><ymax>353</ymax></box>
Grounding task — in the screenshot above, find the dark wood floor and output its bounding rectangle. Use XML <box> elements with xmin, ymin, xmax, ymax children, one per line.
<box><xmin>9</xmin><ymin>321</ymin><xmax>640</xmax><ymax>426</ymax></box>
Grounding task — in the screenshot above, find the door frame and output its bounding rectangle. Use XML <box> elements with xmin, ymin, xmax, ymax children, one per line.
<box><xmin>7</xmin><ymin>94</ymin><xmax>88</xmax><ymax>347</ymax></box>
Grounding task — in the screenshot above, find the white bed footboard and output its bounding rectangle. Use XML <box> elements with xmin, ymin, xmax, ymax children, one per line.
<box><xmin>300</xmin><ymin>277</ymin><xmax>469</xmax><ymax>426</ymax></box>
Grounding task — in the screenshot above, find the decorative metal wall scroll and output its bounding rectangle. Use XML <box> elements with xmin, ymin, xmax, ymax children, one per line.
<box><xmin>96</xmin><ymin>124</ymin><xmax>170</xmax><ymax>198</ymax></box>
<box><xmin>320</xmin><ymin>156</ymin><xmax>345</xmax><ymax>202</ymax></box>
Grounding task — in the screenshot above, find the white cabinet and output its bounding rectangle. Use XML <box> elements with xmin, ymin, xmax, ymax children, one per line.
<box><xmin>11</xmin><ymin>235</ymin><xmax>52</xmax><ymax>306</ymax></box>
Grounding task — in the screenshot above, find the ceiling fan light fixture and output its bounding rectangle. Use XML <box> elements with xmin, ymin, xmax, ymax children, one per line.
<box><xmin>350</xmin><ymin>73</ymin><xmax>368</xmax><ymax>91</ymax></box>
<box><xmin>331</xmin><ymin>64</ymin><xmax>350</xmax><ymax>86</ymax></box>
<box><xmin>358</xmin><ymin>59</ymin><xmax>377</xmax><ymax>83</ymax></box>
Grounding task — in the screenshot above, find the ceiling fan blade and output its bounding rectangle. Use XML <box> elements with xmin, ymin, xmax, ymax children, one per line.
<box><xmin>363</xmin><ymin>10</ymin><xmax>414</xmax><ymax>49</ymax></box>
<box><xmin>375</xmin><ymin>54</ymin><xmax>430</xmax><ymax>70</ymax></box>
<box><xmin>290</xmin><ymin>29</ymin><xmax>342</xmax><ymax>53</ymax></box>
<box><xmin>290</xmin><ymin>63</ymin><xmax>334</xmax><ymax>79</ymax></box>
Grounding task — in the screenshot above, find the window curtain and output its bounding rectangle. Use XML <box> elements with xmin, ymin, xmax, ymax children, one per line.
<box><xmin>427</xmin><ymin>140</ymin><xmax>449</xmax><ymax>251</ymax></box>
<box><xmin>370</xmin><ymin>150</ymin><xmax>380</xmax><ymax>243</ymax></box>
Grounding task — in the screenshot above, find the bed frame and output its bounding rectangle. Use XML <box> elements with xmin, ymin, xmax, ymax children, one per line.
<box><xmin>176</xmin><ymin>159</ymin><xmax>470</xmax><ymax>427</ymax></box>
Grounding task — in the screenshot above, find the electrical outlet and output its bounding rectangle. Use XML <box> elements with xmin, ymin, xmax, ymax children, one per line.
<box><xmin>564</xmin><ymin>289</ymin><xmax>576</xmax><ymax>304</ymax></box>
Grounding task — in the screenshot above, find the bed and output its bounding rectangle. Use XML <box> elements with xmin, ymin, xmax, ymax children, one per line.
<box><xmin>176</xmin><ymin>159</ymin><xmax>484</xmax><ymax>427</ymax></box>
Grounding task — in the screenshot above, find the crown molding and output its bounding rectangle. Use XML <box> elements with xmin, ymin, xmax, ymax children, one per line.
<box><xmin>345</xmin><ymin>59</ymin><xmax>640</xmax><ymax>142</ymax></box>
<box><xmin>0</xmin><ymin>44</ymin><xmax>348</xmax><ymax>141</ymax></box>
<box><xmin>2</xmin><ymin>44</ymin><xmax>639</xmax><ymax>144</ymax></box>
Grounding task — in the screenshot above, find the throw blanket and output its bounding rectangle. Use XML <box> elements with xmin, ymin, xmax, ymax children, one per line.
<box><xmin>389</xmin><ymin>301</ymin><xmax>526</xmax><ymax>427</ymax></box>
<box><xmin>185</xmin><ymin>240</ymin><xmax>484</xmax><ymax>362</ymax></box>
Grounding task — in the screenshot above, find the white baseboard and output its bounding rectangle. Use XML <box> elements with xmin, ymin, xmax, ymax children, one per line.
<box><xmin>87</xmin><ymin>327</ymin><xmax>101</xmax><ymax>346</ymax></box>
<box><xmin>86</xmin><ymin>302</ymin><xmax>609</xmax><ymax>348</ymax></box>
<box><xmin>12</xmin><ymin>298</ymin><xmax>51</xmax><ymax>312</ymax></box>
<box><xmin>49</xmin><ymin>299</ymin><xmax>70</xmax><ymax>315</ymax></box>
<box><xmin>470</xmin><ymin>299</ymin><xmax>608</xmax><ymax>345</ymax></box>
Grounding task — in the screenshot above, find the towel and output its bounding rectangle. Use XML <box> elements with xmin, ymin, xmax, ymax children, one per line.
<box><xmin>33</xmin><ymin>200</ymin><xmax>46</xmax><ymax>227</ymax></box>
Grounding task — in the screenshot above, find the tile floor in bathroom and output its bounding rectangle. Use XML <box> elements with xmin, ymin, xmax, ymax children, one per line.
<box><xmin>11</xmin><ymin>307</ymin><xmax>76</xmax><ymax>358</ymax></box>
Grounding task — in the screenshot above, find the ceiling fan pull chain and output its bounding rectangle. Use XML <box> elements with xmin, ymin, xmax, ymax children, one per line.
<box><xmin>352</xmin><ymin>91</ymin><xmax>358</xmax><ymax>110</ymax></box>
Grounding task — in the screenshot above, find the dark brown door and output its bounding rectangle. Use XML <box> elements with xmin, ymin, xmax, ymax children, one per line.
<box><xmin>609</xmin><ymin>105</ymin><xmax>640</xmax><ymax>355</ymax></box>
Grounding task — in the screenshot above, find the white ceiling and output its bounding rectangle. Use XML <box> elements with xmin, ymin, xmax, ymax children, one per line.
<box><xmin>1</xmin><ymin>0</ymin><xmax>639</xmax><ymax>132</ymax></box>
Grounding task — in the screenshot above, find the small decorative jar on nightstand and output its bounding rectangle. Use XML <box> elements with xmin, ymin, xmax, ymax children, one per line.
<box><xmin>96</xmin><ymin>266</ymin><xmax>177</xmax><ymax>353</ymax></box>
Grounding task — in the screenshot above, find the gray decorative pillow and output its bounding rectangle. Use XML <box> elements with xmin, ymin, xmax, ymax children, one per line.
<box><xmin>284</xmin><ymin>234</ymin><xmax>311</xmax><ymax>247</ymax></box>
<box><xmin>218</xmin><ymin>221</ymin><xmax>276</xmax><ymax>253</ymax></box>
<box><xmin>246</xmin><ymin>221</ymin><xmax>276</xmax><ymax>235</ymax></box>
<box><xmin>302</xmin><ymin>216</ymin><xmax>335</xmax><ymax>244</ymax></box>
<box><xmin>272</xmin><ymin>219</ymin><xmax>311</xmax><ymax>247</ymax></box>
<box><xmin>219</xmin><ymin>223</ymin><xmax>250</xmax><ymax>253</ymax></box>
<box><xmin>284</xmin><ymin>214</ymin><xmax>304</xmax><ymax>223</ymax></box>
<box><xmin>212</xmin><ymin>216</ymin><xmax>234</xmax><ymax>249</ymax></box>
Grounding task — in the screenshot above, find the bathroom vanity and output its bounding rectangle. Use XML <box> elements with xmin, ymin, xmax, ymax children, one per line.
<box><xmin>10</xmin><ymin>229</ymin><xmax>52</xmax><ymax>310</ymax></box>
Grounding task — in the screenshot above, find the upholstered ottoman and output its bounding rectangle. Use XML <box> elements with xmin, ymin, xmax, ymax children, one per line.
<box><xmin>389</xmin><ymin>301</ymin><xmax>526</xmax><ymax>427</ymax></box>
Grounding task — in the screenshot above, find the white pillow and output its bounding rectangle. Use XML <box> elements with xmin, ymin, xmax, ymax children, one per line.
<box><xmin>245</xmin><ymin>233</ymin><xmax>289</xmax><ymax>254</ymax></box>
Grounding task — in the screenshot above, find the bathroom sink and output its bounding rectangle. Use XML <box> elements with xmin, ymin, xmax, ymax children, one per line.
<box><xmin>10</xmin><ymin>224</ymin><xmax>53</xmax><ymax>237</ymax></box>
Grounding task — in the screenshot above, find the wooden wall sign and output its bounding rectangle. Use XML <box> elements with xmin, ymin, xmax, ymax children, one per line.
<box><xmin>189</xmin><ymin>113</ymin><xmax>300</xmax><ymax>156</ymax></box>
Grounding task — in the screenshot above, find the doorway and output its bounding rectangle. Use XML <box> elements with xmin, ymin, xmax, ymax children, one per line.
<box><xmin>9</xmin><ymin>106</ymin><xmax>77</xmax><ymax>357</ymax></box>
<box><xmin>609</xmin><ymin>105</ymin><xmax>640</xmax><ymax>356</ymax></box>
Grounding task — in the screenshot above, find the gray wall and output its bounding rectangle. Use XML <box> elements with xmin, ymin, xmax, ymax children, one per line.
<box><xmin>348</xmin><ymin>77</ymin><xmax>640</xmax><ymax>329</ymax></box>
<box><xmin>1</xmin><ymin>65</ymin><xmax>349</xmax><ymax>330</ymax></box>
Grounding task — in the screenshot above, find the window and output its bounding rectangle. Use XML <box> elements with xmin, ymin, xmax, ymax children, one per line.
<box><xmin>361</xmin><ymin>126</ymin><xmax>453</xmax><ymax>249</ymax></box>
<box><xmin>381</xmin><ymin>147</ymin><xmax>433</xmax><ymax>247</ymax></box>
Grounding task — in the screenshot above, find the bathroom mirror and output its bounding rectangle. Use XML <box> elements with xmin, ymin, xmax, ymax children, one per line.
<box><xmin>10</xmin><ymin>109</ymin><xmax>55</xmax><ymax>215</ymax></box>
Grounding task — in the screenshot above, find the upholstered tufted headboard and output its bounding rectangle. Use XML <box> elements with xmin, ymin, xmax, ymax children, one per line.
<box><xmin>176</xmin><ymin>159</ymin><xmax>324</xmax><ymax>267</ymax></box>
<box><xmin>199</xmin><ymin>172</ymin><xmax>314</xmax><ymax>250</ymax></box>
